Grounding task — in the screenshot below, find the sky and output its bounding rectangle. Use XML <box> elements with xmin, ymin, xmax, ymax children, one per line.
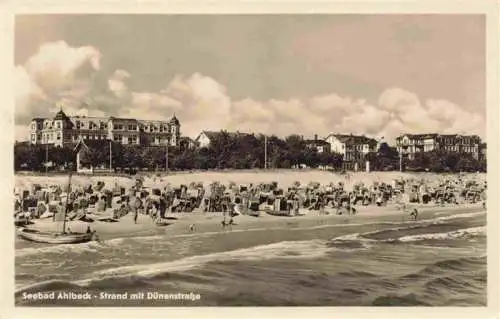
<box><xmin>14</xmin><ymin>14</ymin><xmax>486</xmax><ymax>143</ymax></box>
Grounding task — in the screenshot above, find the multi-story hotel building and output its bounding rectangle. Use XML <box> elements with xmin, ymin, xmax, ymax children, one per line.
<box><xmin>324</xmin><ymin>133</ymin><xmax>378</xmax><ymax>161</ymax></box>
<box><xmin>395</xmin><ymin>133</ymin><xmax>481</xmax><ymax>160</ymax></box>
<box><xmin>29</xmin><ymin>109</ymin><xmax>181</xmax><ymax>147</ymax></box>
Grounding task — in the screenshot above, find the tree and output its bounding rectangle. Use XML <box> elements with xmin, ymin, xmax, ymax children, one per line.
<box><xmin>444</xmin><ymin>152</ymin><xmax>461</xmax><ymax>172</ymax></box>
<box><xmin>455</xmin><ymin>154</ymin><xmax>482</xmax><ymax>172</ymax></box>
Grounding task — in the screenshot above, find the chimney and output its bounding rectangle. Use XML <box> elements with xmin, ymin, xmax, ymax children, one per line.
<box><xmin>314</xmin><ymin>134</ymin><xmax>318</xmax><ymax>141</ymax></box>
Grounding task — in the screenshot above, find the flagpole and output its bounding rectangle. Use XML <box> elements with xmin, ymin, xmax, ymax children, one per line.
<box><xmin>165</xmin><ymin>139</ymin><xmax>169</xmax><ymax>172</ymax></box>
<box><xmin>399</xmin><ymin>151</ymin><xmax>403</xmax><ymax>172</ymax></box>
<box><xmin>264</xmin><ymin>135</ymin><xmax>267</xmax><ymax>169</ymax></box>
<box><xmin>109</xmin><ymin>139</ymin><xmax>112</xmax><ymax>171</ymax></box>
<box><xmin>45</xmin><ymin>143</ymin><xmax>48</xmax><ymax>173</ymax></box>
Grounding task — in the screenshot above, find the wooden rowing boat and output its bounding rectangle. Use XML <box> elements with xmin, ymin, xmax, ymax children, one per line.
<box><xmin>17</xmin><ymin>150</ymin><xmax>94</xmax><ymax>245</ymax></box>
<box><xmin>264</xmin><ymin>210</ymin><xmax>292</xmax><ymax>217</ymax></box>
<box><xmin>17</xmin><ymin>228</ymin><xmax>93</xmax><ymax>244</ymax></box>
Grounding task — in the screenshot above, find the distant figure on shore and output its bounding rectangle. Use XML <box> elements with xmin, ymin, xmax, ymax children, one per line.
<box><xmin>221</xmin><ymin>217</ymin><xmax>235</xmax><ymax>230</ymax></box>
<box><xmin>409</xmin><ymin>208</ymin><xmax>419</xmax><ymax>221</ymax></box>
<box><xmin>189</xmin><ymin>223</ymin><xmax>195</xmax><ymax>232</ymax></box>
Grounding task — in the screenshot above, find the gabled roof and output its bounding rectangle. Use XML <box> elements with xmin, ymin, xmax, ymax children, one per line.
<box><xmin>326</xmin><ymin>133</ymin><xmax>377</xmax><ymax>145</ymax></box>
<box><xmin>197</xmin><ymin>131</ymin><xmax>219</xmax><ymax>141</ymax></box>
<box><xmin>169</xmin><ymin>114</ymin><xmax>180</xmax><ymax>125</ymax></box>
<box><xmin>109</xmin><ymin>116</ymin><xmax>138</xmax><ymax>123</ymax></box>
<box><xmin>305</xmin><ymin>139</ymin><xmax>330</xmax><ymax>146</ymax></box>
<box><xmin>396</xmin><ymin>133</ymin><xmax>482</xmax><ymax>141</ymax></box>
<box><xmin>53</xmin><ymin>109</ymin><xmax>71</xmax><ymax>121</ymax></box>
<box><xmin>70</xmin><ymin>116</ymin><xmax>108</xmax><ymax>122</ymax></box>
<box><xmin>73</xmin><ymin>136</ymin><xmax>111</xmax><ymax>153</ymax></box>
<box><xmin>197</xmin><ymin>130</ymin><xmax>253</xmax><ymax>141</ymax></box>
<box><xmin>396</xmin><ymin>133</ymin><xmax>439</xmax><ymax>140</ymax></box>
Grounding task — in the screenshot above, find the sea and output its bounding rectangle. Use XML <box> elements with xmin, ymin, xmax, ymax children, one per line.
<box><xmin>15</xmin><ymin>208</ymin><xmax>487</xmax><ymax>307</ymax></box>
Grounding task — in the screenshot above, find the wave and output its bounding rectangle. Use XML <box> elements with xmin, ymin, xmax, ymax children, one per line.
<box><xmin>329</xmin><ymin>217</ymin><xmax>485</xmax><ymax>247</ymax></box>
<box><xmin>397</xmin><ymin>226</ymin><xmax>485</xmax><ymax>243</ymax></box>
<box><xmin>15</xmin><ymin>238</ymin><xmax>335</xmax><ymax>294</ymax></box>
<box><xmin>15</xmin><ymin>222</ymin><xmax>368</xmax><ymax>259</ymax></box>
<box><xmin>17</xmin><ymin>209</ymin><xmax>484</xmax><ymax>259</ymax></box>
<box><xmin>398</xmin><ymin>255</ymin><xmax>486</xmax><ymax>282</ymax></box>
<box><xmin>431</xmin><ymin>211</ymin><xmax>485</xmax><ymax>223</ymax></box>
<box><xmin>65</xmin><ymin>239</ymin><xmax>328</xmax><ymax>286</ymax></box>
<box><xmin>16</xmin><ymin>241</ymin><xmax>103</xmax><ymax>258</ymax></box>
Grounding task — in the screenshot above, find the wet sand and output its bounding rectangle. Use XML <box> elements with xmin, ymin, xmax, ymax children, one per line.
<box><xmin>20</xmin><ymin>203</ymin><xmax>483</xmax><ymax>242</ymax></box>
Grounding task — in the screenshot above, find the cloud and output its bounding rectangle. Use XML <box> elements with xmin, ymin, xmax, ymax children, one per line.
<box><xmin>15</xmin><ymin>41</ymin><xmax>486</xmax><ymax>144</ymax></box>
<box><xmin>15</xmin><ymin>41</ymin><xmax>102</xmax><ymax>131</ymax></box>
<box><xmin>226</xmin><ymin>87</ymin><xmax>485</xmax><ymax>143</ymax></box>
<box><xmin>108</xmin><ymin>69</ymin><xmax>131</xmax><ymax>99</ymax></box>
<box><xmin>23</xmin><ymin>41</ymin><xmax>100</xmax><ymax>95</ymax></box>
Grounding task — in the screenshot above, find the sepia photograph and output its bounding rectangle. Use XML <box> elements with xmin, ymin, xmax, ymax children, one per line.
<box><xmin>8</xmin><ymin>11</ymin><xmax>495</xmax><ymax>310</ymax></box>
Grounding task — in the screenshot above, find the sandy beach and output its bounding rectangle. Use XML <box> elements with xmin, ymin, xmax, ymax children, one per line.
<box><xmin>20</xmin><ymin>201</ymin><xmax>483</xmax><ymax>242</ymax></box>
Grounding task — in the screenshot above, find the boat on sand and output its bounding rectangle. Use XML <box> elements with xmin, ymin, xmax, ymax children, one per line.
<box><xmin>17</xmin><ymin>157</ymin><xmax>95</xmax><ymax>245</ymax></box>
<box><xmin>17</xmin><ymin>228</ymin><xmax>94</xmax><ymax>244</ymax></box>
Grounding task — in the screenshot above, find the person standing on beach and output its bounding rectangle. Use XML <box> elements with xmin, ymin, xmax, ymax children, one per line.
<box><xmin>293</xmin><ymin>193</ymin><xmax>300</xmax><ymax>216</ymax></box>
<box><xmin>159</xmin><ymin>197</ymin><xmax>167</xmax><ymax>220</ymax></box>
<box><xmin>130</xmin><ymin>195</ymin><xmax>140</xmax><ymax>224</ymax></box>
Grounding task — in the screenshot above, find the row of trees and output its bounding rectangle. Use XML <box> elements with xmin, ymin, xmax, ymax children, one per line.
<box><xmin>14</xmin><ymin>132</ymin><xmax>487</xmax><ymax>173</ymax></box>
<box><xmin>405</xmin><ymin>149</ymin><xmax>486</xmax><ymax>173</ymax></box>
<box><xmin>14</xmin><ymin>134</ymin><xmax>345</xmax><ymax>172</ymax></box>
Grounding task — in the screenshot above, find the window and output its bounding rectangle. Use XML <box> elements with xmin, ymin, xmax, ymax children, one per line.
<box><xmin>57</xmin><ymin>133</ymin><xmax>61</xmax><ymax>140</ymax></box>
<box><xmin>31</xmin><ymin>134</ymin><xmax>36</xmax><ymax>141</ymax></box>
